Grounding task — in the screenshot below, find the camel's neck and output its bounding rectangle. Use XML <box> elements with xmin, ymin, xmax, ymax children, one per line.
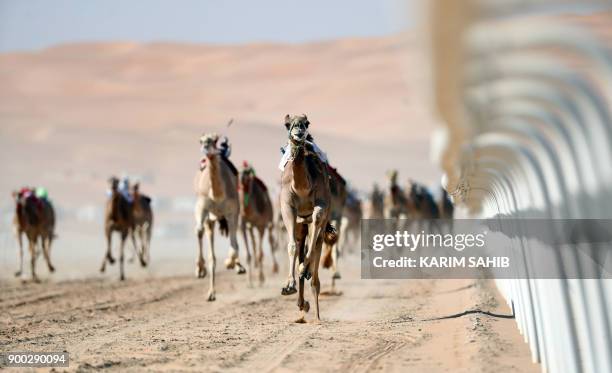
<box><xmin>208</xmin><ymin>156</ymin><xmax>226</xmax><ymax>200</ymax></box>
<box><xmin>291</xmin><ymin>150</ymin><xmax>311</xmax><ymax>195</ymax></box>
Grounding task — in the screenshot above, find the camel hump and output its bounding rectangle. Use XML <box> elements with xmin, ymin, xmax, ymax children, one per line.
<box><xmin>327</xmin><ymin>165</ymin><xmax>346</xmax><ymax>186</ymax></box>
<box><xmin>253</xmin><ymin>176</ymin><xmax>268</xmax><ymax>193</ymax></box>
<box><xmin>222</xmin><ymin>157</ymin><xmax>238</xmax><ymax>176</ymax></box>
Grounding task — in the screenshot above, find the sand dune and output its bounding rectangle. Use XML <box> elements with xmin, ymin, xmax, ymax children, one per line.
<box><xmin>0</xmin><ymin>35</ymin><xmax>441</xmax><ymax>212</ymax></box>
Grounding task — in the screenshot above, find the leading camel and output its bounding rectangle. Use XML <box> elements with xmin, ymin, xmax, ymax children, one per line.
<box><xmin>279</xmin><ymin>114</ymin><xmax>337</xmax><ymax>322</ymax></box>
<box><xmin>194</xmin><ymin>133</ymin><xmax>246</xmax><ymax>302</ymax></box>
<box><xmin>12</xmin><ymin>189</ymin><xmax>56</xmax><ymax>282</ymax></box>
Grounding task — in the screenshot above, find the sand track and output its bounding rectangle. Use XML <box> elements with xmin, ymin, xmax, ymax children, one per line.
<box><xmin>1</xmin><ymin>255</ymin><xmax>538</xmax><ymax>372</ymax></box>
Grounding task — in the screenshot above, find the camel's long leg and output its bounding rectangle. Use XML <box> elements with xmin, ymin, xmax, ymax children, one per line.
<box><xmin>138</xmin><ymin>226</ymin><xmax>146</xmax><ymax>266</ymax></box>
<box><xmin>129</xmin><ymin>227</ymin><xmax>140</xmax><ymax>264</ymax></box>
<box><xmin>241</xmin><ymin>220</ymin><xmax>253</xmax><ymax>286</ymax></box>
<box><xmin>15</xmin><ymin>230</ymin><xmax>23</xmax><ymax>278</ymax></box>
<box><xmin>205</xmin><ymin>219</ymin><xmax>216</xmax><ymax>301</ymax></box>
<box><xmin>301</xmin><ymin>206</ymin><xmax>324</xmax><ymax>279</ymax></box>
<box><xmin>268</xmin><ymin>224</ymin><xmax>279</xmax><ymax>274</ymax></box>
<box><xmin>41</xmin><ymin>235</ymin><xmax>55</xmax><ymax>273</ymax></box>
<box><xmin>119</xmin><ymin>230</ymin><xmax>127</xmax><ymax>281</ymax></box>
<box><xmin>145</xmin><ymin>222</ymin><xmax>152</xmax><ymax>265</ymax></box>
<box><xmin>280</xmin><ymin>206</ymin><xmax>297</xmax><ymax>294</ymax></box>
<box><xmin>100</xmin><ymin>226</ymin><xmax>114</xmax><ymax>273</ymax></box>
<box><xmin>194</xmin><ymin>200</ymin><xmax>206</xmax><ymax>278</ymax></box>
<box><xmin>295</xmin><ymin>225</ymin><xmax>310</xmax><ymax>321</ymax></box>
<box><xmin>311</xmin><ymin>234</ymin><xmax>323</xmax><ymax>321</ymax></box>
<box><xmin>28</xmin><ymin>236</ymin><xmax>39</xmax><ymax>282</ymax></box>
<box><xmin>255</xmin><ymin>227</ymin><xmax>265</xmax><ymax>284</ymax></box>
<box><xmin>227</xmin><ymin>216</ymin><xmax>246</xmax><ymax>274</ymax></box>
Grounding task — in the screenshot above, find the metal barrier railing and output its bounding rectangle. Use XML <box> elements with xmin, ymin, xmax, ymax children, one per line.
<box><xmin>429</xmin><ymin>1</ymin><xmax>612</xmax><ymax>372</ymax></box>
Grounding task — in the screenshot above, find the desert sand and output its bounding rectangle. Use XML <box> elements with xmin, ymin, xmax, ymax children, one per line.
<box><xmin>0</xmin><ymin>35</ymin><xmax>537</xmax><ymax>372</ymax></box>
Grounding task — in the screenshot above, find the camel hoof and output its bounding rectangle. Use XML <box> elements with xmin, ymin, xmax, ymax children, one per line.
<box><xmin>139</xmin><ymin>257</ymin><xmax>147</xmax><ymax>268</ymax></box>
<box><xmin>281</xmin><ymin>284</ymin><xmax>297</xmax><ymax>296</ymax></box>
<box><xmin>224</xmin><ymin>257</ymin><xmax>235</xmax><ymax>269</ymax></box>
<box><xmin>207</xmin><ymin>292</ymin><xmax>216</xmax><ymax>302</ymax></box>
<box><xmin>294</xmin><ymin>317</ymin><xmax>307</xmax><ymax>324</ymax></box>
<box><xmin>120</xmin><ymin>275</ymin><xmax>125</xmax><ymax>281</ymax></box>
<box><xmin>32</xmin><ymin>277</ymin><xmax>41</xmax><ymax>284</ymax></box>
<box><xmin>48</xmin><ymin>265</ymin><xmax>55</xmax><ymax>273</ymax></box>
<box><xmin>100</xmin><ymin>266</ymin><xmax>106</xmax><ymax>273</ymax></box>
<box><xmin>299</xmin><ymin>300</ymin><xmax>310</xmax><ymax>313</ymax></box>
<box><xmin>14</xmin><ymin>271</ymin><xmax>22</xmax><ymax>278</ymax></box>
<box><xmin>332</xmin><ymin>272</ymin><xmax>341</xmax><ymax>280</ymax></box>
<box><xmin>236</xmin><ymin>264</ymin><xmax>246</xmax><ymax>275</ymax></box>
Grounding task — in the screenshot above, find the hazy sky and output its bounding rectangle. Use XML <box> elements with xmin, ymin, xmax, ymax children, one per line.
<box><xmin>0</xmin><ymin>0</ymin><xmax>413</xmax><ymax>52</ymax></box>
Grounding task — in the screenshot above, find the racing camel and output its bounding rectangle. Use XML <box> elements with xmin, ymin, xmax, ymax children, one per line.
<box><xmin>279</xmin><ymin>114</ymin><xmax>337</xmax><ymax>322</ymax></box>
<box><xmin>194</xmin><ymin>133</ymin><xmax>246</xmax><ymax>301</ymax></box>
<box><xmin>384</xmin><ymin>170</ymin><xmax>412</xmax><ymax>229</ymax></box>
<box><xmin>367</xmin><ymin>183</ymin><xmax>385</xmax><ymax>219</ymax></box>
<box><xmin>131</xmin><ymin>182</ymin><xmax>153</xmax><ymax>265</ymax></box>
<box><xmin>12</xmin><ymin>188</ymin><xmax>55</xmax><ymax>282</ymax></box>
<box><xmin>238</xmin><ymin>162</ymin><xmax>278</xmax><ymax>285</ymax></box>
<box><xmin>101</xmin><ymin>177</ymin><xmax>144</xmax><ymax>280</ymax></box>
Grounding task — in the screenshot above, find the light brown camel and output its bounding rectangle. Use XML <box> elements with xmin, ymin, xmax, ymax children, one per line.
<box><xmin>101</xmin><ymin>177</ymin><xmax>142</xmax><ymax>280</ymax></box>
<box><xmin>194</xmin><ymin>133</ymin><xmax>246</xmax><ymax>302</ymax></box>
<box><xmin>339</xmin><ymin>188</ymin><xmax>362</xmax><ymax>254</ymax></box>
<box><xmin>238</xmin><ymin>163</ymin><xmax>278</xmax><ymax>285</ymax></box>
<box><xmin>320</xmin><ymin>166</ymin><xmax>347</xmax><ymax>293</ymax></box>
<box><xmin>279</xmin><ymin>114</ymin><xmax>337</xmax><ymax>322</ymax></box>
<box><xmin>367</xmin><ymin>183</ymin><xmax>385</xmax><ymax>219</ymax></box>
<box><xmin>12</xmin><ymin>189</ymin><xmax>55</xmax><ymax>282</ymax></box>
<box><xmin>131</xmin><ymin>182</ymin><xmax>153</xmax><ymax>265</ymax></box>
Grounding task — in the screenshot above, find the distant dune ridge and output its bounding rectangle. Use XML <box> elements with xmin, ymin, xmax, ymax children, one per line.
<box><xmin>0</xmin><ymin>35</ymin><xmax>440</xmax><ymax>213</ymax></box>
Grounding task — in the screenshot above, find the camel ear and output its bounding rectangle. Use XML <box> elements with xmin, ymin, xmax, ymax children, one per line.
<box><xmin>11</xmin><ymin>190</ymin><xmax>18</xmax><ymax>200</ymax></box>
<box><xmin>284</xmin><ymin>114</ymin><xmax>291</xmax><ymax>130</ymax></box>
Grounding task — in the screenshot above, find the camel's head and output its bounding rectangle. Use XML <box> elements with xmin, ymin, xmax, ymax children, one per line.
<box><xmin>200</xmin><ymin>133</ymin><xmax>220</xmax><ymax>159</ymax></box>
<box><xmin>284</xmin><ymin>114</ymin><xmax>309</xmax><ymax>144</ymax></box>
<box><xmin>387</xmin><ymin>170</ymin><xmax>398</xmax><ymax>186</ymax></box>
<box><xmin>108</xmin><ymin>176</ymin><xmax>119</xmax><ymax>192</ymax></box>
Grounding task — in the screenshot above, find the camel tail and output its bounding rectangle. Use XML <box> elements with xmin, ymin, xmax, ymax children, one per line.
<box><xmin>219</xmin><ymin>218</ymin><xmax>229</xmax><ymax>237</ymax></box>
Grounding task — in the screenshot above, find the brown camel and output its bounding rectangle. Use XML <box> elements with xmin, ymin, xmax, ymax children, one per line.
<box><xmin>367</xmin><ymin>183</ymin><xmax>385</xmax><ymax>219</ymax></box>
<box><xmin>131</xmin><ymin>182</ymin><xmax>153</xmax><ymax>265</ymax></box>
<box><xmin>101</xmin><ymin>177</ymin><xmax>142</xmax><ymax>280</ymax></box>
<box><xmin>12</xmin><ymin>189</ymin><xmax>55</xmax><ymax>282</ymax></box>
<box><xmin>320</xmin><ymin>166</ymin><xmax>347</xmax><ymax>292</ymax></box>
<box><xmin>407</xmin><ymin>180</ymin><xmax>440</xmax><ymax>219</ymax></box>
<box><xmin>384</xmin><ymin>170</ymin><xmax>411</xmax><ymax>221</ymax></box>
<box><xmin>339</xmin><ymin>188</ymin><xmax>362</xmax><ymax>254</ymax></box>
<box><xmin>279</xmin><ymin>114</ymin><xmax>337</xmax><ymax>322</ymax></box>
<box><xmin>194</xmin><ymin>133</ymin><xmax>246</xmax><ymax>302</ymax></box>
<box><xmin>238</xmin><ymin>163</ymin><xmax>278</xmax><ymax>285</ymax></box>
